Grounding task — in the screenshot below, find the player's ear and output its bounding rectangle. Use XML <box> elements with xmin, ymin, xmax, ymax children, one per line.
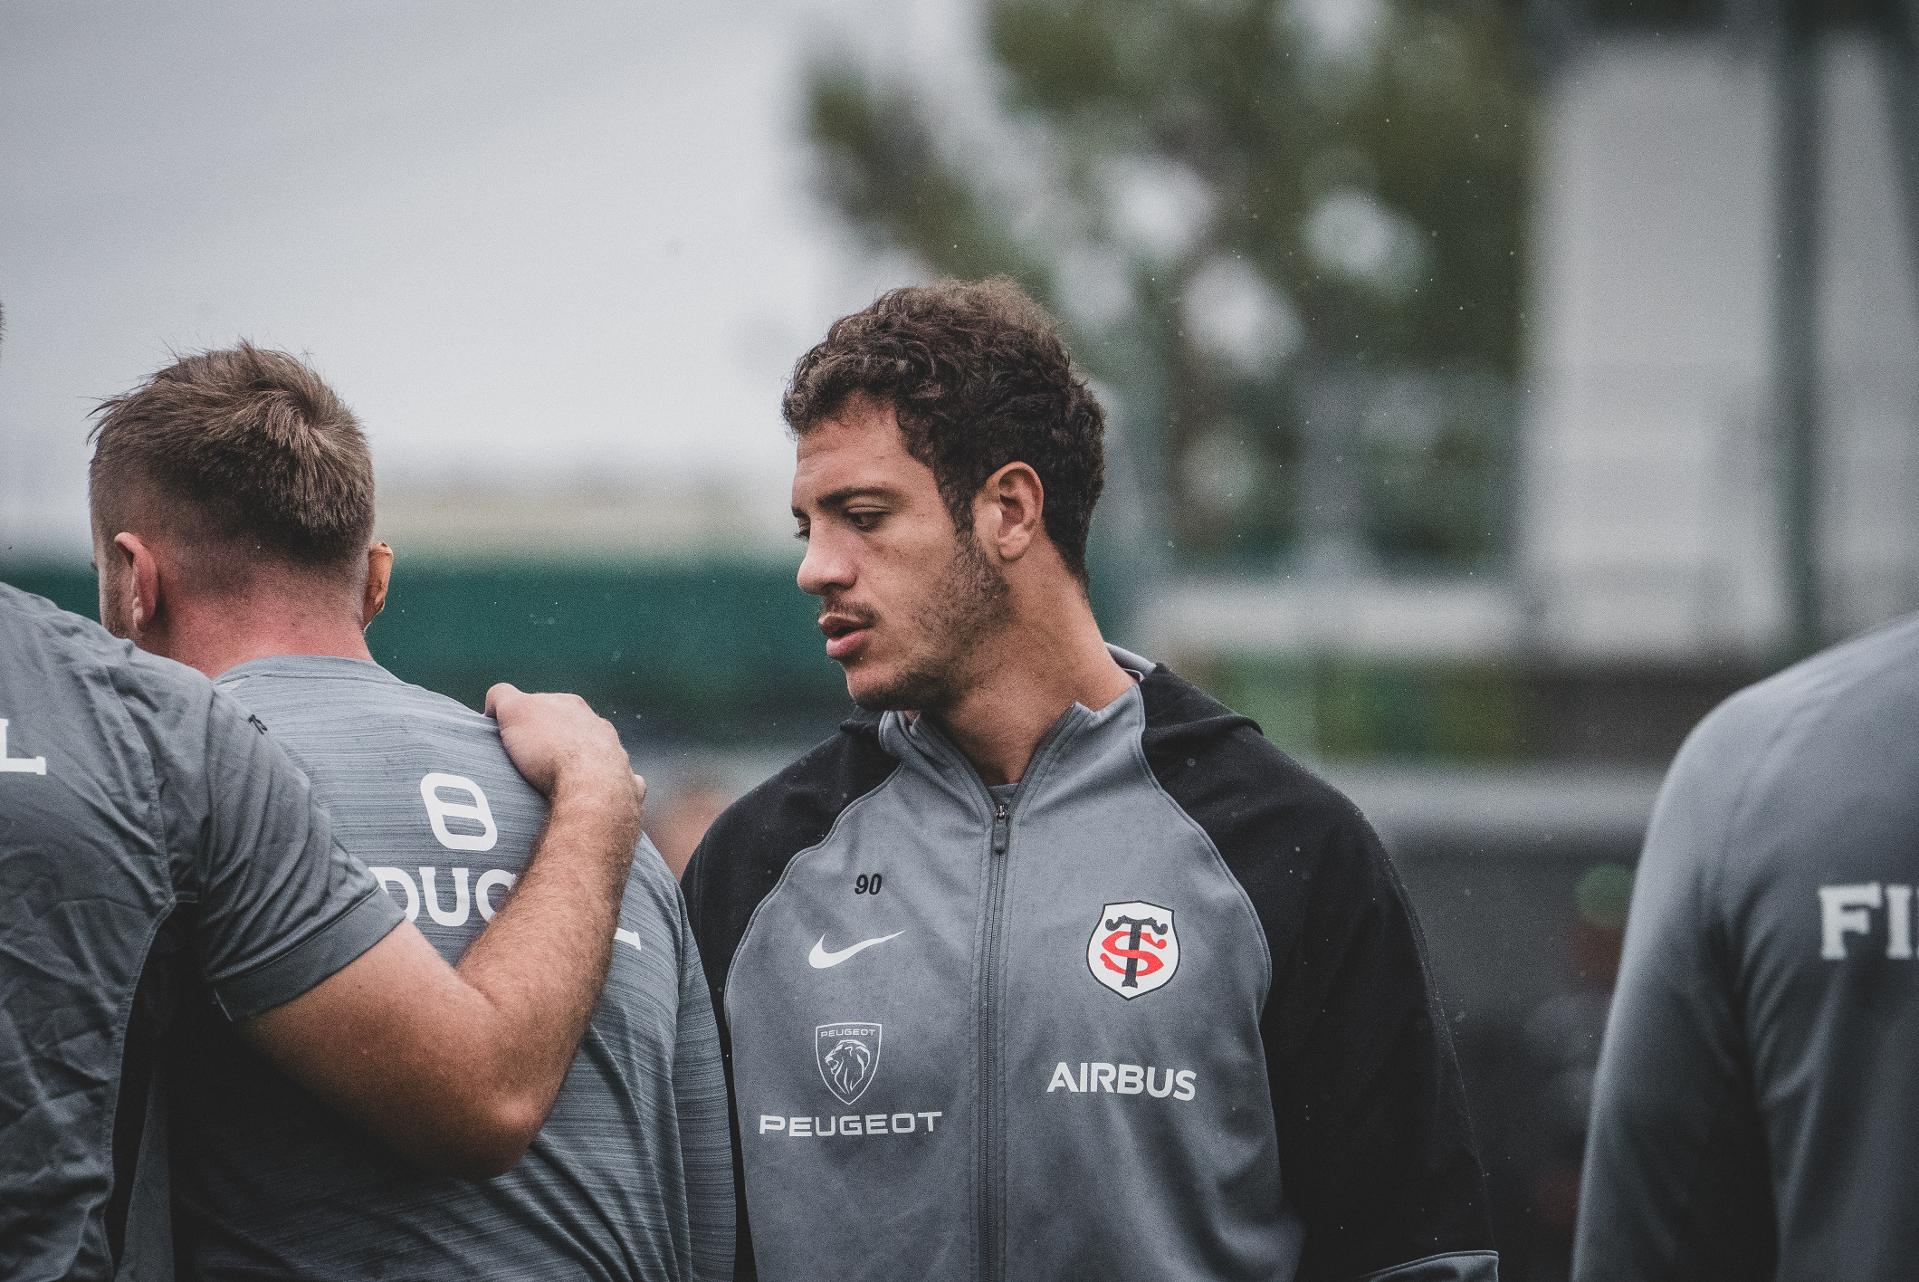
<box><xmin>362</xmin><ymin>542</ymin><xmax>393</xmax><ymax>628</ymax></box>
<box><xmin>110</xmin><ymin>532</ymin><xmax>162</xmax><ymax>640</ymax></box>
<box><xmin>979</xmin><ymin>462</ymin><xmax>1044</xmax><ymax>564</ymax></box>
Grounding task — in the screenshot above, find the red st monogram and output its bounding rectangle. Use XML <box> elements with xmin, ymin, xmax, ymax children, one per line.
<box><xmin>1088</xmin><ymin>901</ymin><xmax>1180</xmax><ymax>999</ymax></box>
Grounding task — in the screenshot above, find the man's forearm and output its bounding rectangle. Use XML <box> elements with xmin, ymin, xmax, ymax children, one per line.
<box><xmin>455</xmin><ymin>762</ymin><xmax>641</xmax><ymax>1129</ymax></box>
<box><xmin>239</xmin><ymin>768</ymin><xmax>642</xmax><ymax>1178</ymax></box>
<box><xmin>236</xmin><ymin>687</ymin><xmax>645</xmax><ymax>1177</ymax></box>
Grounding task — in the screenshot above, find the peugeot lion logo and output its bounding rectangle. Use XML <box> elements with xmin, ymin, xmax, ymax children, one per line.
<box><xmin>815</xmin><ymin>1022</ymin><xmax>883</xmax><ymax>1106</ymax></box>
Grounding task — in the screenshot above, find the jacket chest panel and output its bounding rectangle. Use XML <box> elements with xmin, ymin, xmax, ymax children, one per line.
<box><xmin>991</xmin><ymin>799</ymin><xmax>1277</xmax><ymax>1177</ymax></box>
<box><xmin>720</xmin><ymin>694</ymin><xmax>1303</xmax><ymax>1282</ymax></box>
<box><xmin>728</xmin><ymin>777</ymin><xmax>1271</xmax><ymax>1074</ymax></box>
<box><xmin>727</xmin><ymin>791</ymin><xmax>981</xmax><ymax>1126</ymax></box>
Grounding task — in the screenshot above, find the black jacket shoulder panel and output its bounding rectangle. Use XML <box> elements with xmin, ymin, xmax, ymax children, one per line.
<box><xmin>1138</xmin><ymin>664</ymin><xmax>1377</xmax><ymax>976</ymax></box>
<box><xmin>1138</xmin><ymin>663</ymin><xmax>1496</xmax><ymax>1280</ymax></box>
<box><xmin>685</xmin><ymin>721</ymin><xmax>898</xmax><ymax>1005</ymax></box>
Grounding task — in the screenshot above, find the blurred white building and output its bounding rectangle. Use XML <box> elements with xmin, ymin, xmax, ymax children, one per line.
<box><xmin>1524</xmin><ymin>31</ymin><xmax>1919</xmax><ymax>659</ymax></box>
<box><xmin>1147</xmin><ymin>26</ymin><xmax>1919</xmax><ymax>671</ymax></box>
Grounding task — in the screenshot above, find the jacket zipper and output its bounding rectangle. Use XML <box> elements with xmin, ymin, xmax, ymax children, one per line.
<box><xmin>908</xmin><ymin>710</ymin><xmax>1079</xmax><ymax>1282</ymax></box>
<box><xmin>979</xmin><ymin>798</ymin><xmax>1011</xmax><ymax>1282</ymax></box>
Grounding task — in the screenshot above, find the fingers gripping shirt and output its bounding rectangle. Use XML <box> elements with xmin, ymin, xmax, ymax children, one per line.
<box><xmin>0</xmin><ymin>584</ymin><xmax>400</xmax><ymax>1282</ymax></box>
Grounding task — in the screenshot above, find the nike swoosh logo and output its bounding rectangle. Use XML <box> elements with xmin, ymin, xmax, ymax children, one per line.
<box><xmin>808</xmin><ymin>931</ymin><xmax>904</xmax><ymax>969</ymax></box>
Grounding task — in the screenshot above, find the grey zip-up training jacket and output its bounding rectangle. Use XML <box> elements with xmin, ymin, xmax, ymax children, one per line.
<box><xmin>686</xmin><ymin>649</ymin><xmax>1497</xmax><ymax>1282</ymax></box>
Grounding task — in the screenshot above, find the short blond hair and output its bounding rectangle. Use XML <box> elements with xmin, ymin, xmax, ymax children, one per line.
<box><xmin>89</xmin><ymin>343</ymin><xmax>373</xmax><ymax>575</ymax></box>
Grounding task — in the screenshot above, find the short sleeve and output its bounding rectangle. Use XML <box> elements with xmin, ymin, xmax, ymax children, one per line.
<box><xmin>152</xmin><ymin>681</ymin><xmax>403</xmax><ymax>1019</ymax></box>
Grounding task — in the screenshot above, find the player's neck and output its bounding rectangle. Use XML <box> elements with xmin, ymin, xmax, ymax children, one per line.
<box><xmin>155</xmin><ymin>593</ymin><xmax>375</xmax><ymax>680</ymax></box>
<box><xmin>927</xmin><ymin>588</ymin><xmax>1131</xmax><ymax>788</ymax></box>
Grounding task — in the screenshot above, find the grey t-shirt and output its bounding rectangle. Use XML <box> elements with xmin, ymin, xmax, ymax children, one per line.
<box><xmin>170</xmin><ymin>655</ymin><xmax>734</xmax><ymax>1282</ymax></box>
<box><xmin>0</xmin><ymin>585</ymin><xmax>402</xmax><ymax>1282</ymax></box>
<box><xmin>1576</xmin><ymin>612</ymin><xmax>1919</xmax><ymax>1280</ymax></box>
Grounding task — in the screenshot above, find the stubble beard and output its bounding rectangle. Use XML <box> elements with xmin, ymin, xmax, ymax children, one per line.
<box><xmin>851</xmin><ymin>530</ymin><xmax>1009</xmax><ymax>713</ymax></box>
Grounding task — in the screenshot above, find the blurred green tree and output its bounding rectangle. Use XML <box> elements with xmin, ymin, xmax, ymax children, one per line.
<box><xmin>802</xmin><ymin>0</ymin><xmax>1531</xmax><ymax>571</ymax></box>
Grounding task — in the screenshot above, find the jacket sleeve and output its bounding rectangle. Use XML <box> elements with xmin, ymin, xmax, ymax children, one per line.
<box><xmin>683</xmin><ymin>824</ymin><xmax>759</xmax><ymax>1280</ymax></box>
<box><xmin>1572</xmin><ymin>708</ymin><xmax>1776</xmax><ymax>1282</ymax></box>
<box><xmin>1138</xmin><ymin>675</ymin><xmax>1498</xmax><ymax>1282</ymax></box>
<box><xmin>1263</xmin><ymin>806</ymin><xmax>1498</xmax><ymax>1282</ymax></box>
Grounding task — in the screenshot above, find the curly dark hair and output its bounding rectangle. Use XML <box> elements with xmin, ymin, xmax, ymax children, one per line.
<box><xmin>782</xmin><ymin>277</ymin><xmax>1106</xmax><ymax>584</ymax></box>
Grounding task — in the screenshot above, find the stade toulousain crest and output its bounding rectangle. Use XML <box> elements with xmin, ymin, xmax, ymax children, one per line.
<box><xmin>816</xmin><ymin>1022</ymin><xmax>883</xmax><ymax>1106</ymax></box>
<box><xmin>1087</xmin><ymin>901</ymin><xmax>1179</xmax><ymax>999</ymax></box>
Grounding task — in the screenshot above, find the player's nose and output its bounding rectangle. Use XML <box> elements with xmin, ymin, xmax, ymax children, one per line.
<box><xmin>797</xmin><ymin>533</ymin><xmax>854</xmax><ymax>598</ymax></box>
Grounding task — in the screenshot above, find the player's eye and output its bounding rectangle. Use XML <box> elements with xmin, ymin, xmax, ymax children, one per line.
<box><xmin>793</xmin><ymin>525</ymin><xmax>810</xmax><ymax>542</ymax></box>
<box><xmin>846</xmin><ymin>510</ymin><xmax>883</xmax><ymax>531</ymax></box>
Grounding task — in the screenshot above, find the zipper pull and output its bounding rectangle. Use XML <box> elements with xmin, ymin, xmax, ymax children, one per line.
<box><xmin>991</xmin><ymin>802</ymin><xmax>1010</xmax><ymax>856</ymax></box>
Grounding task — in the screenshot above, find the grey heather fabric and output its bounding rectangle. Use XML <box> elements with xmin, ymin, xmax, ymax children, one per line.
<box><xmin>0</xmin><ymin>584</ymin><xmax>401</xmax><ymax>1282</ymax></box>
<box><xmin>169</xmin><ymin>655</ymin><xmax>733</xmax><ymax>1282</ymax></box>
<box><xmin>1577</xmin><ymin>613</ymin><xmax>1919</xmax><ymax>1280</ymax></box>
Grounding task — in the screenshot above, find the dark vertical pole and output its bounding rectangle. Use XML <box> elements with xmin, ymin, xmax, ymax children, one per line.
<box><xmin>1127</xmin><ymin>265</ymin><xmax>1177</xmax><ymax>600</ymax></box>
<box><xmin>1774</xmin><ymin>0</ymin><xmax>1823</xmax><ymax>656</ymax></box>
<box><xmin>1880</xmin><ymin>2</ymin><xmax>1919</xmax><ymax>337</ymax></box>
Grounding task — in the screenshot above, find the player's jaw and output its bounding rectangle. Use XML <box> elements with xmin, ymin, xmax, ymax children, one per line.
<box><xmin>840</xmin><ymin>630</ymin><xmax>952</xmax><ymax>713</ymax></box>
<box><xmin>824</xmin><ymin>537</ymin><xmax>1009</xmax><ymax>713</ymax></box>
<box><xmin>819</xmin><ymin>597</ymin><xmax>930</xmax><ymax>709</ymax></box>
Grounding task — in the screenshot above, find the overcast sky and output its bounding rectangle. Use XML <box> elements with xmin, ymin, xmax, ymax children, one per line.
<box><xmin>0</xmin><ymin>1</ymin><xmax>976</xmax><ymax>559</ymax></box>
